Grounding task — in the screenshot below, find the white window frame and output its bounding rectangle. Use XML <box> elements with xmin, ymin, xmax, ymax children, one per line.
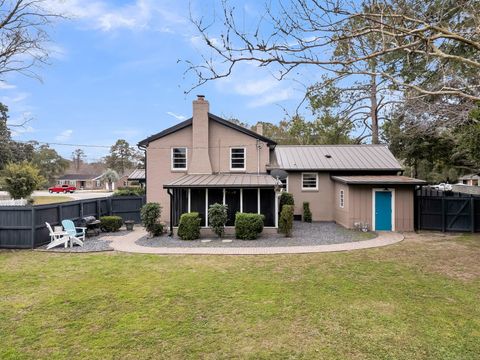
<box><xmin>171</xmin><ymin>147</ymin><xmax>188</xmax><ymax>171</ymax></box>
<box><xmin>280</xmin><ymin>176</ymin><xmax>288</xmax><ymax>192</ymax></box>
<box><xmin>339</xmin><ymin>190</ymin><xmax>345</xmax><ymax>208</ymax></box>
<box><xmin>230</xmin><ymin>147</ymin><xmax>246</xmax><ymax>171</ymax></box>
<box><xmin>301</xmin><ymin>172</ymin><xmax>318</xmax><ymax>191</ymax></box>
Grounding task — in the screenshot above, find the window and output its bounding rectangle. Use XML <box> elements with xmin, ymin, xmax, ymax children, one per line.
<box><xmin>171</xmin><ymin>147</ymin><xmax>187</xmax><ymax>170</ymax></box>
<box><xmin>230</xmin><ymin>147</ymin><xmax>245</xmax><ymax>170</ymax></box>
<box><xmin>339</xmin><ymin>190</ymin><xmax>345</xmax><ymax>208</ymax></box>
<box><xmin>302</xmin><ymin>173</ymin><xmax>318</xmax><ymax>190</ymax></box>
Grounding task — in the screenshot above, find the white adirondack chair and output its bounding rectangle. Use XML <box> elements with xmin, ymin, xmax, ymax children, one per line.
<box><xmin>61</xmin><ymin>220</ymin><xmax>85</xmax><ymax>248</ymax></box>
<box><xmin>45</xmin><ymin>222</ymin><xmax>70</xmax><ymax>249</ymax></box>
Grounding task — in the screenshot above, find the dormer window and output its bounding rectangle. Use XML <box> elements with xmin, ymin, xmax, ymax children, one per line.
<box><xmin>230</xmin><ymin>147</ymin><xmax>246</xmax><ymax>171</ymax></box>
<box><xmin>171</xmin><ymin>147</ymin><xmax>187</xmax><ymax>170</ymax></box>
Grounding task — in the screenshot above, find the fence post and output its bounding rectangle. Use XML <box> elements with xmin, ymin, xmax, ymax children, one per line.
<box><xmin>97</xmin><ymin>199</ymin><xmax>101</xmax><ymax>218</ymax></box>
<box><xmin>107</xmin><ymin>197</ymin><xmax>112</xmax><ymax>216</ymax></box>
<box><xmin>30</xmin><ymin>206</ymin><xmax>35</xmax><ymax>249</ymax></box>
<box><xmin>441</xmin><ymin>197</ymin><xmax>446</xmax><ymax>232</ymax></box>
<box><xmin>58</xmin><ymin>203</ymin><xmax>63</xmax><ymax>223</ymax></box>
<box><xmin>80</xmin><ymin>201</ymin><xmax>84</xmax><ymax>219</ymax></box>
<box><xmin>471</xmin><ymin>197</ymin><xmax>475</xmax><ymax>233</ymax></box>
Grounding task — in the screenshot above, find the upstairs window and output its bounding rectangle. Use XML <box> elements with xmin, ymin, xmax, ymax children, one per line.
<box><xmin>339</xmin><ymin>190</ymin><xmax>345</xmax><ymax>208</ymax></box>
<box><xmin>302</xmin><ymin>173</ymin><xmax>318</xmax><ymax>190</ymax></box>
<box><xmin>171</xmin><ymin>147</ymin><xmax>187</xmax><ymax>170</ymax></box>
<box><xmin>230</xmin><ymin>147</ymin><xmax>246</xmax><ymax>170</ymax></box>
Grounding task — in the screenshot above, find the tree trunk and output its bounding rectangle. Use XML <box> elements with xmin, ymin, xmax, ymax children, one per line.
<box><xmin>370</xmin><ymin>74</ymin><xmax>379</xmax><ymax>144</ymax></box>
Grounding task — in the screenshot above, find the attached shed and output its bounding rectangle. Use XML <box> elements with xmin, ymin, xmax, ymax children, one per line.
<box><xmin>331</xmin><ymin>175</ymin><xmax>426</xmax><ymax>232</ymax></box>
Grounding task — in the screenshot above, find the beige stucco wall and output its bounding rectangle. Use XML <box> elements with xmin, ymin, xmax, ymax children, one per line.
<box><xmin>146</xmin><ymin>125</ymin><xmax>192</xmax><ymax>222</ymax></box>
<box><xmin>209</xmin><ymin>120</ymin><xmax>270</xmax><ymax>174</ymax></box>
<box><xmin>146</xmin><ymin>120</ymin><xmax>271</xmax><ymax>223</ymax></box>
<box><xmin>287</xmin><ymin>172</ymin><xmax>335</xmax><ymax>221</ymax></box>
<box><xmin>341</xmin><ymin>185</ymin><xmax>415</xmax><ymax>231</ymax></box>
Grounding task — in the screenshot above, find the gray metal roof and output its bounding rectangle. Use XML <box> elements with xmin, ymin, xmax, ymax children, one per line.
<box><xmin>331</xmin><ymin>175</ymin><xmax>426</xmax><ymax>185</ymax></box>
<box><xmin>164</xmin><ymin>174</ymin><xmax>277</xmax><ymax>188</ymax></box>
<box><xmin>57</xmin><ymin>174</ymin><xmax>101</xmax><ymax>181</ymax></box>
<box><xmin>128</xmin><ymin>169</ymin><xmax>145</xmax><ymax>180</ymax></box>
<box><xmin>272</xmin><ymin>145</ymin><xmax>402</xmax><ymax>171</ymax></box>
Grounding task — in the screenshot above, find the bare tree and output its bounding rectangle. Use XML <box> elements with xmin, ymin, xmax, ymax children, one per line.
<box><xmin>188</xmin><ymin>0</ymin><xmax>480</xmax><ymax>102</ymax></box>
<box><xmin>0</xmin><ymin>0</ymin><xmax>63</xmax><ymax>82</ymax></box>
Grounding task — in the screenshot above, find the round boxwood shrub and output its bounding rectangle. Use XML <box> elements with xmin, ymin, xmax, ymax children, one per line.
<box><xmin>235</xmin><ymin>213</ymin><xmax>264</xmax><ymax>240</ymax></box>
<box><xmin>100</xmin><ymin>216</ymin><xmax>123</xmax><ymax>232</ymax></box>
<box><xmin>279</xmin><ymin>205</ymin><xmax>294</xmax><ymax>237</ymax></box>
<box><xmin>178</xmin><ymin>212</ymin><xmax>201</xmax><ymax>240</ymax></box>
<box><xmin>141</xmin><ymin>202</ymin><xmax>162</xmax><ymax>237</ymax></box>
<box><xmin>208</xmin><ymin>203</ymin><xmax>228</xmax><ymax>238</ymax></box>
<box><xmin>303</xmin><ymin>202</ymin><xmax>312</xmax><ymax>223</ymax></box>
<box><xmin>279</xmin><ymin>192</ymin><xmax>294</xmax><ymax>211</ymax></box>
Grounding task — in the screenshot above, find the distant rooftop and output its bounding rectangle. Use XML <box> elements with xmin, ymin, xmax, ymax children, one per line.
<box><xmin>57</xmin><ymin>174</ymin><xmax>102</xmax><ymax>181</ymax></box>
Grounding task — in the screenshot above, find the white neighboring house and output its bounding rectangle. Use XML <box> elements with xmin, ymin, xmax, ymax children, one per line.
<box><xmin>458</xmin><ymin>174</ymin><xmax>480</xmax><ymax>186</ymax></box>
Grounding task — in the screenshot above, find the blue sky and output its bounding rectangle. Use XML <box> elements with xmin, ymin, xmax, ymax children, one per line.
<box><xmin>3</xmin><ymin>0</ymin><xmax>318</xmax><ymax>162</ymax></box>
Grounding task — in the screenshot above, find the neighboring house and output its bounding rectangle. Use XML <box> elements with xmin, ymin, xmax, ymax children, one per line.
<box><xmin>127</xmin><ymin>169</ymin><xmax>146</xmax><ymax>188</ymax></box>
<box><xmin>56</xmin><ymin>174</ymin><xmax>103</xmax><ymax>190</ymax></box>
<box><xmin>458</xmin><ymin>174</ymin><xmax>480</xmax><ymax>186</ymax></box>
<box><xmin>138</xmin><ymin>96</ymin><xmax>425</xmax><ymax>234</ymax></box>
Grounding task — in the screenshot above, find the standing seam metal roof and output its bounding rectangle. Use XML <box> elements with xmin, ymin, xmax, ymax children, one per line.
<box><xmin>163</xmin><ymin>174</ymin><xmax>277</xmax><ymax>188</ymax></box>
<box><xmin>272</xmin><ymin>145</ymin><xmax>402</xmax><ymax>170</ymax></box>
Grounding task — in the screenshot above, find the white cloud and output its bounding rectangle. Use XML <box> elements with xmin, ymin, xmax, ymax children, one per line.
<box><xmin>0</xmin><ymin>82</ymin><xmax>16</xmax><ymax>90</ymax></box>
<box><xmin>248</xmin><ymin>88</ymin><xmax>294</xmax><ymax>108</ymax></box>
<box><xmin>166</xmin><ymin>111</ymin><xmax>187</xmax><ymax>121</ymax></box>
<box><xmin>55</xmin><ymin>129</ymin><xmax>73</xmax><ymax>141</ymax></box>
<box><xmin>46</xmin><ymin>0</ymin><xmax>186</xmax><ymax>32</ymax></box>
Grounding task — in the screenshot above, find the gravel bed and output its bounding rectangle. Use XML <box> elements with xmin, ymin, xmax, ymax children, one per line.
<box><xmin>136</xmin><ymin>222</ymin><xmax>376</xmax><ymax>248</ymax></box>
<box><xmin>36</xmin><ymin>232</ymin><xmax>123</xmax><ymax>252</ymax></box>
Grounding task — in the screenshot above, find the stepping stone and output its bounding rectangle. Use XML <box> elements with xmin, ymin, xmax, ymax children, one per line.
<box><xmin>222</xmin><ymin>239</ymin><xmax>233</xmax><ymax>243</ymax></box>
<box><xmin>201</xmin><ymin>239</ymin><xmax>212</xmax><ymax>243</ymax></box>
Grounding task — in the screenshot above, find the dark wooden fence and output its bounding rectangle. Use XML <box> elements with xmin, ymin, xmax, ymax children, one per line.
<box><xmin>0</xmin><ymin>196</ymin><xmax>146</xmax><ymax>249</ymax></box>
<box><xmin>415</xmin><ymin>188</ymin><xmax>480</xmax><ymax>232</ymax></box>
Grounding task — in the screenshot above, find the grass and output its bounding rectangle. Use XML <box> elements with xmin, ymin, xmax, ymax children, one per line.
<box><xmin>0</xmin><ymin>232</ymin><xmax>479</xmax><ymax>359</ymax></box>
<box><xmin>32</xmin><ymin>196</ymin><xmax>74</xmax><ymax>205</ymax></box>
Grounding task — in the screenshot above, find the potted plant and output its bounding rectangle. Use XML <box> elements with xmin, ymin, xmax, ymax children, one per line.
<box><xmin>124</xmin><ymin>220</ymin><xmax>135</xmax><ymax>231</ymax></box>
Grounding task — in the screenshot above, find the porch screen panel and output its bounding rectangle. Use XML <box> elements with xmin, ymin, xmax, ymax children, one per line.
<box><xmin>191</xmin><ymin>188</ymin><xmax>206</xmax><ymax>227</ymax></box>
<box><xmin>242</xmin><ymin>188</ymin><xmax>258</xmax><ymax>213</ymax></box>
<box><xmin>207</xmin><ymin>188</ymin><xmax>223</xmax><ymax>227</ymax></box>
<box><xmin>225</xmin><ymin>189</ymin><xmax>240</xmax><ymax>226</ymax></box>
<box><xmin>173</xmin><ymin>188</ymin><xmax>188</xmax><ymax>226</ymax></box>
<box><xmin>260</xmin><ymin>189</ymin><xmax>275</xmax><ymax>226</ymax></box>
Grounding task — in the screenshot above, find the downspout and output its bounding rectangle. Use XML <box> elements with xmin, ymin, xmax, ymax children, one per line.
<box><xmin>167</xmin><ymin>188</ymin><xmax>173</xmax><ymax>237</ymax></box>
<box><xmin>256</xmin><ymin>139</ymin><xmax>261</xmax><ymax>174</ymax></box>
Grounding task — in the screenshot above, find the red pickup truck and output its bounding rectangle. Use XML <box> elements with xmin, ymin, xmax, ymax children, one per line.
<box><xmin>48</xmin><ymin>184</ymin><xmax>76</xmax><ymax>193</ymax></box>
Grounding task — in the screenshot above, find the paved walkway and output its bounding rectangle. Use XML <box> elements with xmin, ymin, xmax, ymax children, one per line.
<box><xmin>104</xmin><ymin>228</ymin><xmax>404</xmax><ymax>255</ymax></box>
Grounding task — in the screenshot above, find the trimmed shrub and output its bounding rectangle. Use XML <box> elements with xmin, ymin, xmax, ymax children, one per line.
<box><xmin>279</xmin><ymin>192</ymin><xmax>294</xmax><ymax>212</ymax></box>
<box><xmin>114</xmin><ymin>187</ymin><xmax>145</xmax><ymax>196</ymax></box>
<box><xmin>303</xmin><ymin>202</ymin><xmax>312</xmax><ymax>223</ymax></box>
<box><xmin>141</xmin><ymin>202</ymin><xmax>162</xmax><ymax>236</ymax></box>
<box><xmin>208</xmin><ymin>203</ymin><xmax>228</xmax><ymax>238</ymax></box>
<box><xmin>2</xmin><ymin>162</ymin><xmax>45</xmax><ymax>199</ymax></box>
<box><xmin>279</xmin><ymin>205</ymin><xmax>294</xmax><ymax>237</ymax></box>
<box><xmin>100</xmin><ymin>216</ymin><xmax>123</xmax><ymax>232</ymax></box>
<box><xmin>178</xmin><ymin>212</ymin><xmax>201</xmax><ymax>240</ymax></box>
<box><xmin>235</xmin><ymin>213</ymin><xmax>264</xmax><ymax>240</ymax></box>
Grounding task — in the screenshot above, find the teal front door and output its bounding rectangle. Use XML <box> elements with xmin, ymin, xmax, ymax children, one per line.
<box><xmin>375</xmin><ymin>191</ymin><xmax>392</xmax><ymax>231</ymax></box>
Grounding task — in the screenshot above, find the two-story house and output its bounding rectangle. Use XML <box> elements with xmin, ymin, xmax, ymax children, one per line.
<box><xmin>138</xmin><ymin>96</ymin><xmax>425</xmax><ymax>235</ymax></box>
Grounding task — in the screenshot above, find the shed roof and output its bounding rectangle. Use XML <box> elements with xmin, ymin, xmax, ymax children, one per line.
<box><xmin>331</xmin><ymin>175</ymin><xmax>426</xmax><ymax>185</ymax></box>
<box><xmin>138</xmin><ymin>113</ymin><xmax>276</xmax><ymax>147</ymax></box>
<box><xmin>272</xmin><ymin>145</ymin><xmax>402</xmax><ymax>171</ymax></box>
<box><xmin>164</xmin><ymin>174</ymin><xmax>277</xmax><ymax>188</ymax></box>
<box><xmin>127</xmin><ymin>169</ymin><xmax>145</xmax><ymax>180</ymax></box>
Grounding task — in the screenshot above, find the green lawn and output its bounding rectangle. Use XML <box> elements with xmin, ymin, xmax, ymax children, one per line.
<box><xmin>1</xmin><ymin>233</ymin><xmax>479</xmax><ymax>359</ymax></box>
<box><xmin>32</xmin><ymin>196</ymin><xmax>74</xmax><ymax>205</ymax></box>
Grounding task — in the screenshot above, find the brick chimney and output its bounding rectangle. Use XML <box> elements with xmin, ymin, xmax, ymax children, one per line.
<box><xmin>188</xmin><ymin>95</ymin><xmax>212</xmax><ymax>174</ymax></box>
<box><xmin>256</xmin><ymin>123</ymin><xmax>263</xmax><ymax>136</ymax></box>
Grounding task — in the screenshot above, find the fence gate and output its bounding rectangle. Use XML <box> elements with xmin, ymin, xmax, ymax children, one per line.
<box><xmin>416</xmin><ymin>188</ymin><xmax>479</xmax><ymax>232</ymax></box>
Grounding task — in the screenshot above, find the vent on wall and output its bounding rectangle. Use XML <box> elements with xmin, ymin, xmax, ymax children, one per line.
<box><xmin>325</xmin><ymin>154</ymin><xmax>332</xmax><ymax>158</ymax></box>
